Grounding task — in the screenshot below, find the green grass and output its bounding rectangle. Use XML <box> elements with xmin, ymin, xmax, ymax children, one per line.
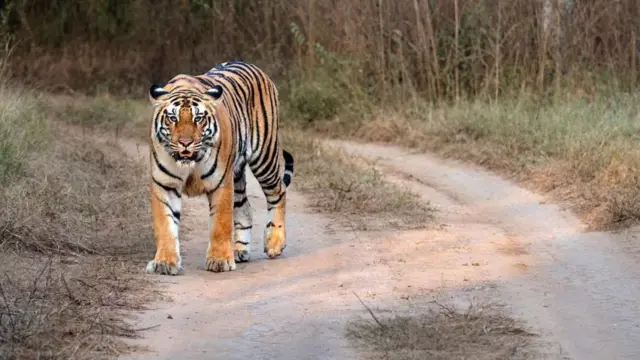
<box><xmin>0</xmin><ymin>87</ymin><xmax>49</xmax><ymax>179</ymax></box>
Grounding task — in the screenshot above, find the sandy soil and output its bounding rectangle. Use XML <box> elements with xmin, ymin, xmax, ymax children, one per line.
<box><xmin>119</xmin><ymin>137</ymin><xmax>640</xmax><ymax>360</ymax></box>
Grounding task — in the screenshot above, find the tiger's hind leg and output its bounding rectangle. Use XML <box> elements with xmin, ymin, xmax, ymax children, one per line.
<box><xmin>251</xmin><ymin>149</ymin><xmax>294</xmax><ymax>259</ymax></box>
<box><xmin>233</xmin><ymin>167</ymin><xmax>253</xmax><ymax>262</ymax></box>
<box><xmin>263</xmin><ymin>190</ymin><xmax>287</xmax><ymax>259</ymax></box>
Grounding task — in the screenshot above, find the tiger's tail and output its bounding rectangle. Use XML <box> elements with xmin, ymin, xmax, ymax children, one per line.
<box><xmin>282</xmin><ymin>149</ymin><xmax>294</xmax><ymax>188</ymax></box>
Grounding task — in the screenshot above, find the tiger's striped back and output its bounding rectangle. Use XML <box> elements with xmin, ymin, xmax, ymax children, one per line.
<box><xmin>199</xmin><ymin>60</ymin><xmax>292</xmax><ymax>193</ymax></box>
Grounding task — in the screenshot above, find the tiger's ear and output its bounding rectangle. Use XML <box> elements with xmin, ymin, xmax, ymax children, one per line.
<box><xmin>149</xmin><ymin>84</ymin><xmax>169</xmax><ymax>105</ymax></box>
<box><xmin>205</xmin><ymin>85</ymin><xmax>223</xmax><ymax>101</ymax></box>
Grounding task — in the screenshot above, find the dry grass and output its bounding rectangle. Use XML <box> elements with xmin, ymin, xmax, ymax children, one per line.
<box><xmin>0</xmin><ymin>87</ymin><xmax>156</xmax><ymax>359</ymax></box>
<box><xmin>0</xmin><ymin>124</ymin><xmax>152</xmax><ymax>256</ymax></box>
<box><xmin>0</xmin><ymin>256</ymin><xmax>155</xmax><ymax>360</ymax></box>
<box><xmin>281</xmin><ymin>129</ymin><xmax>433</xmax><ymax>231</ymax></box>
<box><xmin>300</xmin><ymin>93</ymin><xmax>640</xmax><ymax>230</ymax></box>
<box><xmin>346</xmin><ymin>301</ymin><xmax>540</xmax><ymax>360</ymax></box>
<box><xmin>41</xmin><ymin>94</ymin><xmax>150</xmax><ymax>137</ymax></box>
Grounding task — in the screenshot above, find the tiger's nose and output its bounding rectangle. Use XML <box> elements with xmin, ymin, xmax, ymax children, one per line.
<box><xmin>178</xmin><ymin>138</ymin><xmax>193</xmax><ymax>147</ymax></box>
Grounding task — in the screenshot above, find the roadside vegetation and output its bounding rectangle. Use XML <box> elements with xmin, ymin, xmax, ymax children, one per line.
<box><xmin>0</xmin><ymin>81</ymin><xmax>156</xmax><ymax>359</ymax></box>
<box><xmin>346</xmin><ymin>301</ymin><xmax>540</xmax><ymax>360</ymax></box>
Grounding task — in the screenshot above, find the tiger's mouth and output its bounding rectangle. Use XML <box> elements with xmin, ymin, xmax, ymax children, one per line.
<box><xmin>172</xmin><ymin>151</ymin><xmax>198</xmax><ymax>163</ymax></box>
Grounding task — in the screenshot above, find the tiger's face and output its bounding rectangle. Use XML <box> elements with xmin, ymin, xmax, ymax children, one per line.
<box><xmin>148</xmin><ymin>81</ymin><xmax>223</xmax><ymax>167</ymax></box>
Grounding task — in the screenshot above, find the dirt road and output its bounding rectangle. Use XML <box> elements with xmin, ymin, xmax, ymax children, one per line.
<box><xmin>121</xmin><ymin>137</ymin><xmax>640</xmax><ymax>360</ymax></box>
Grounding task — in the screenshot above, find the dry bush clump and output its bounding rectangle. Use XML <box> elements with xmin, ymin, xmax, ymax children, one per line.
<box><xmin>346</xmin><ymin>301</ymin><xmax>540</xmax><ymax>360</ymax></box>
<box><xmin>0</xmin><ymin>256</ymin><xmax>155</xmax><ymax>360</ymax></box>
<box><xmin>0</xmin><ymin>130</ymin><xmax>152</xmax><ymax>256</ymax></box>
<box><xmin>281</xmin><ymin>129</ymin><xmax>433</xmax><ymax>231</ymax></box>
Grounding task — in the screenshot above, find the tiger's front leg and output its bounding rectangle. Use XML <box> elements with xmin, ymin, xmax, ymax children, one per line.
<box><xmin>146</xmin><ymin>184</ymin><xmax>182</xmax><ymax>275</ymax></box>
<box><xmin>204</xmin><ymin>171</ymin><xmax>236</xmax><ymax>272</ymax></box>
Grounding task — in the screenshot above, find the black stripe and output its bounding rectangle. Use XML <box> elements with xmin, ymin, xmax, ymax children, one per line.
<box><xmin>234</xmin><ymin>225</ymin><xmax>252</xmax><ymax>230</ymax></box>
<box><xmin>215</xmin><ymin>74</ymin><xmax>247</xmax><ymax>102</ymax></box>
<box><xmin>267</xmin><ymin>192</ymin><xmax>285</xmax><ymax>206</ymax></box>
<box><xmin>205</xmin><ymin>163</ymin><xmax>232</xmax><ymax>199</ymax></box>
<box><xmin>153</xmin><ymin>177</ymin><xmax>182</xmax><ymax>198</ymax></box>
<box><xmin>234</xmin><ymin>197</ymin><xmax>248</xmax><ymax>208</ymax></box>
<box><xmin>152</xmin><ymin>149</ymin><xmax>182</xmax><ymax>181</ymax></box>
<box><xmin>260</xmin><ymin>176</ymin><xmax>280</xmax><ymax>191</ymax></box>
<box><xmin>235</xmin><ymin>240</ymin><xmax>250</xmax><ymax>245</ymax></box>
<box><xmin>251</xmin><ymin>150</ymin><xmax>274</xmax><ymax>177</ymax></box>
<box><xmin>200</xmin><ymin>149</ymin><xmax>220</xmax><ymax>180</ymax></box>
<box><xmin>262</xmin><ymin>157</ymin><xmax>282</xmax><ymax>182</ymax></box>
<box><xmin>155</xmin><ymin>194</ymin><xmax>181</xmax><ymax>222</ymax></box>
<box><xmin>196</xmin><ymin>76</ymin><xmax>215</xmax><ymax>87</ymax></box>
<box><xmin>224</xmin><ymin>63</ymin><xmax>255</xmax><ymax>83</ymax></box>
<box><xmin>262</xmin><ymin>181</ymin><xmax>280</xmax><ymax>192</ymax></box>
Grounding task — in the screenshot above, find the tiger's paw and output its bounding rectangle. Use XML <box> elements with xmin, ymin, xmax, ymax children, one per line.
<box><xmin>146</xmin><ymin>258</ymin><xmax>181</xmax><ymax>276</ymax></box>
<box><xmin>264</xmin><ymin>224</ymin><xmax>286</xmax><ymax>259</ymax></box>
<box><xmin>205</xmin><ymin>257</ymin><xmax>236</xmax><ymax>273</ymax></box>
<box><xmin>234</xmin><ymin>249</ymin><xmax>251</xmax><ymax>263</ymax></box>
<box><xmin>234</xmin><ymin>229</ymin><xmax>252</xmax><ymax>263</ymax></box>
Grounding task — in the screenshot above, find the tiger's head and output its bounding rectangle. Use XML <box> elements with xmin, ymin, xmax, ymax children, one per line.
<box><xmin>148</xmin><ymin>76</ymin><xmax>224</xmax><ymax>167</ymax></box>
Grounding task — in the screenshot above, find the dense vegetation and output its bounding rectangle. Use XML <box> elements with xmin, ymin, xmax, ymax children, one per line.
<box><xmin>1</xmin><ymin>0</ymin><xmax>639</xmax><ymax>101</ymax></box>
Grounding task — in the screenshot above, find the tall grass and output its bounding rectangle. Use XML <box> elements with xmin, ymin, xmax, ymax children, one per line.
<box><xmin>0</xmin><ymin>86</ymin><xmax>48</xmax><ymax>179</ymax></box>
<box><xmin>2</xmin><ymin>0</ymin><xmax>639</xmax><ymax>101</ymax></box>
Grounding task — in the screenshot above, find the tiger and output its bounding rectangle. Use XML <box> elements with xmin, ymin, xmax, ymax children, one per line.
<box><xmin>145</xmin><ymin>60</ymin><xmax>295</xmax><ymax>275</ymax></box>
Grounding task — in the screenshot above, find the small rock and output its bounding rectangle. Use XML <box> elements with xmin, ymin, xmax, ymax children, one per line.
<box><xmin>167</xmin><ymin>314</ymin><xmax>173</xmax><ymax>319</ymax></box>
